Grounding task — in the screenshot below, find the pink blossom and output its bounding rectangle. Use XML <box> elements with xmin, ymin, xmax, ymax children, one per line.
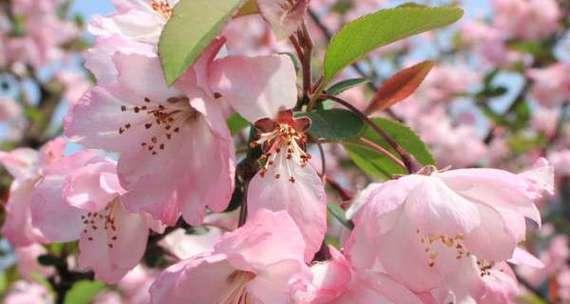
<box><xmin>558</xmin><ymin>269</ymin><xmax>570</xmax><ymax>302</ymax></box>
<box><xmin>295</xmin><ymin>247</ymin><xmax>423</xmax><ymax>304</ymax></box>
<box><xmin>223</xmin><ymin>15</ymin><xmax>290</xmax><ymax>56</ymax></box>
<box><xmin>0</xmin><ymin>97</ymin><xmax>26</xmax><ymax>141</ymax></box>
<box><xmin>0</xmin><ymin>137</ymin><xmax>66</xmax><ymax>246</ymax></box>
<box><xmin>518</xmin><ymin>235</ymin><xmax>568</xmax><ymax>287</ymax></box>
<box><xmin>4</xmin><ymin>10</ymin><xmax>78</xmax><ymax>68</ymax></box>
<box><xmin>94</xmin><ymin>265</ymin><xmax>158</xmax><ymax>304</ymax></box>
<box><xmin>210</xmin><ymin>54</ymin><xmax>327</xmax><ymax>260</ymax></box>
<box><xmin>30</xmin><ymin>150</ymin><xmax>159</xmax><ymax>283</ymax></box>
<box><xmin>89</xmin><ymin>0</ymin><xmax>179</xmax><ymax>45</ymax></box>
<box><xmin>548</xmin><ymin>150</ymin><xmax>570</xmax><ymax>177</ymax></box>
<box><xmin>83</xmin><ymin>35</ymin><xmax>154</xmax><ymax>86</ymax></box>
<box><xmin>347</xmin><ymin>163</ymin><xmax>553</xmax><ymax>300</ymax></box>
<box><xmin>158</xmin><ymin>227</ymin><xmax>223</xmax><ymax>260</ymax></box>
<box><xmin>3</xmin><ymin>281</ymin><xmax>53</xmax><ymax>304</ymax></box>
<box><xmin>419</xmin><ymin>65</ymin><xmax>479</xmax><ymax>102</ymax></box>
<box><xmin>492</xmin><ymin>0</ymin><xmax>561</xmax><ymax>41</ymax></box>
<box><xmin>11</xmin><ymin>0</ymin><xmax>58</xmax><ymax>16</ymax></box>
<box><xmin>528</xmin><ymin>63</ymin><xmax>570</xmax><ymax>108</ymax></box>
<box><xmin>531</xmin><ymin>107</ymin><xmax>560</xmax><ymax>138</ymax></box>
<box><xmin>56</xmin><ymin>71</ymin><xmax>92</xmax><ymax>105</ymax></box>
<box><xmin>150</xmin><ymin>209</ymin><xmax>311</xmax><ymax>303</ymax></box>
<box><xmin>460</xmin><ymin>21</ymin><xmax>526</xmax><ymax>66</ymax></box>
<box><xmin>65</xmin><ymin>43</ymin><xmax>235</xmax><ymax>226</ymax></box>
<box><xmin>257</xmin><ymin>0</ymin><xmax>310</xmax><ymax>39</ymax></box>
<box><xmin>15</xmin><ymin>244</ymin><xmax>54</xmax><ymax>281</ymax></box>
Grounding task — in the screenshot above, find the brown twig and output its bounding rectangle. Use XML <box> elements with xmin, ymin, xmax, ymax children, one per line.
<box><xmin>323</xmin><ymin>94</ymin><xmax>419</xmax><ymax>173</ymax></box>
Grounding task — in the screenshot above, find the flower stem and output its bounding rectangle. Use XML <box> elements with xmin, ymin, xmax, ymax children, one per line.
<box><xmin>323</xmin><ymin>94</ymin><xmax>420</xmax><ymax>173</ymax></box>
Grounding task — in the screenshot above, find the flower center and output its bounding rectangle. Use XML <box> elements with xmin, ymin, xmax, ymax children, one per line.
<box><xmin>118</xmin><ymin>96</ymin><xmax>198</xmax><ymax>156</ymax></box>
<box><xmin>150</xmin><ymin>0</ymin><xmax>172</xmax><ymax>19</ymax></box>
<box><xmin>416</xmin><ymin>229</ymin><xmax>495</xmax><ymax>277</ymax></box>
<box><xmin>416</xmin><ymin>229</ymin><xmax>469</xmax><ymax>267</ymax></box>
<box><xmin>219</xmin><ymin>271</ymin><xmax>256</xmax><ymax>304</ymax></box>
<box><xmin>252</xmin><ymin>122</ymin><xmax>311</xmax><ymax>183</ymax></box>
<box><xmin>80</xmin><ymin>200</ymin><xmax>119</xmax><ymax>249</ymax></box>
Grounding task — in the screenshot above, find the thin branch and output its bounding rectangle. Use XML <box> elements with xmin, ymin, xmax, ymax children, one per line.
<box><xmin>316</xmin><ymin>142</ymin><xmax>326</xmax><ymax>178</ymax></box>
<box><xmin>484</xmin><ymin>81</ymin><xmax>531</xmax><ymax>144</ymax></box>
<box><xmin>323</xmin><ymin>94</ymin><xmax>419</xmax><ymax>173</ymax></box>
<box><xmin>238</xmin><ymin>183</ymin><xmax>249</xmax><ymax>227</ymax></box>
<box><xmin>325</xmin><ymin>176</ymin><xmax>353</xmax><ymax>201</ymax></box>
<box><xmin>358</xmin><ymin>137</ymin><xmax>407</xmax><ymax>170</ymax></box>
<box><xmin>300</xmin><ymin>23</ymin><xmax>314</xmax><ymax>103</ymax></box>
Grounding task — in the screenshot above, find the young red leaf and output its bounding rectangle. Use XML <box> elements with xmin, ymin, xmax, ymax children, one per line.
<box><xmin>365</xmin><ymin>61</ymin><xmax>434</xmax><ymax>114</ymax></box>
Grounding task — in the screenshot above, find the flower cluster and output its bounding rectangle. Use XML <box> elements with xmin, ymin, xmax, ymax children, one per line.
<box><xmin>0</xmin><ymin>0</ymin><xmax>568</xmax><ymax>303</ymax></box>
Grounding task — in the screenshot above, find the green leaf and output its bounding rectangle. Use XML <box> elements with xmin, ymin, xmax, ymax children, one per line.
<box><xmin>64</xmin><ymin>280</ymin><xmax>106</xmax><ymax>304</ymax></box>
<box><xmin>345</xmin><ymin>118</ymin><xmax>435</xmax><ymax>179</ymax></box>
<box><xmin>159</xmin><ymin>0</ymin><xmax>245</xmax><ymax>85</ymax></box>
<box><xmin>323</xmin><ymin>5</ymin><xmax>463</xmax><ymax>82</ymax></box>
<box><xmin>326</xmin><ymin>78</ymin><xmax>369</xmax><ymax>95</ymax></box>
<box><xmin>297</xmin><ymin>109</ymin><xmax>365</xmax><ymax>142</ymax></box>
<box><xmin>227</xmin><ymin>113</ymin><xmax>249</xmax><ymax>135</ymax></box>
<box><xmin>327</xmin><ymin>203</ymin><xmax>354</xmax><ymax>230</ymax></box>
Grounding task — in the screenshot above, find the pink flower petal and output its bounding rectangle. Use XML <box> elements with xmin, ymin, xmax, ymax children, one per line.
<box><xmin>247</xmin><ymin>154</ymin><xmax>327</xmax><ymax>261</ymax></box>
<box><xmin>209</xmin><ymin>54</ymin><xmax>298</xmax><ymax>122</ymax></box>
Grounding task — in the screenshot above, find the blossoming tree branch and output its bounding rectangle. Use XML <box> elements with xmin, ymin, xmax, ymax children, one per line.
<box><xmin>0</xmin><ymin>0</ymin><xmax>569</xmax><ymax>303</ymax></box>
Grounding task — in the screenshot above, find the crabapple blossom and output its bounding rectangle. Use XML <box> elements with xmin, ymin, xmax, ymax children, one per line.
<box><xmin>89</xmin><ymin>0</ymin><xmax>179</xmax><ymax>45</ymax></box>
<box><xmin>66</xmin><ymin>43</ymin><xmax>235</xmax><ymax>225</ymax></box>
<box><xmin>257</xmin><ymin>0</ymin><xmax>310</xmax><ymax>39</ymax></box>
<box><xmin>295</xmin><ymin>247</ymin><xmax>424</xmax><ymax>304</ymax></box>
<box><xmin>94</xmin><ymin>265</ymin><xmax>158</xmax><ymax>304</ymax></box>
<box><xmin>3</xmin><ymin>281</ymin><xmax>53</xmax><ymax>304</ymax></box>
<box><xmin>210</xmin><ymin>54</ymin><xmax>327</xmax><ymax>261</ymax></box>
<box><xmin>0</xmin><ymin>137</ymin><xmax>66</xmax><ymax>246</ymax></box>
<box><xmin>15</xmin><ymin>244</ymin><xmax>54</xmax><ymax>281</ymax></box>
<box><xmin>150</xmin><ymin>209</ymin><xmax>311</xmax><ymax>304</ymax></box>
<box><xmin>492</xmin><ymin>0</ymin><xmax>561</xmax><ymax>41</ymax></box>
<box><xmin>347</xmin><ymin>161</ymin><xmax>553</xmax><ymax>300</ymax></box>
<box><xmin>30</xmin><ymin>149</ymin><xmax>160</xmax><ymax>283</ymax></box>
<box><xmin>0</xmin><ymin>97</ymin><xmax>26</xmax><ymax>141</ymax></box>
<box><xmin>549</xmin><ymin>150</ymin><xmax>570</xmax><ymax>177</ymax></box>
<box><xmin>527</xmin><ymin>63</ymin><xmax>570</xmax><ymax>108</ymax></box>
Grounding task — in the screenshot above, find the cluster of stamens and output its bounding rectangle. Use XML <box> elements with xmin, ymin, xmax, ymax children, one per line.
<box><xmin>219</xmin><ymin>271</ymin><xmax>255</xmax><ymax>304</ymax></box>
<box><xmin>118</xmin><ymin>96</ymin><xmax>195</xmax><ymax>156</ymax></box>
<box><xmin>416</xmin><ymin>229</ymin><xmax>496</xmax><ymax>277</ymax></box>
<box><xmin>80</xmin><ymin>204</ymin><xmax>118</xmax><ymax>249</ymax></box>
<box><xmin>150</xmin><ymin>0</ymin><xmax>173</xmax><ymax>19</ymax></box>
<box><xmin>477</xmin><ymin>260</ymin><xmax>495</xmax><ymax>277</ymax></box>
<box><xmin>252</xmin><ymin>123</ymin><xmax>311</xmax><ymax>183</ymax></box>
<box><xmin>417</xmin><ymin>229</ymin><xmax>470</xmax><ymax>268</ymax></box>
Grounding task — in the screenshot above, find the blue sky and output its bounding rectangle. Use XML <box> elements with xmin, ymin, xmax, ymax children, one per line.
<box><xmin>71</xmin><ymin>0</ymin><xmax>491</xmax><ymax>19</ymax></box>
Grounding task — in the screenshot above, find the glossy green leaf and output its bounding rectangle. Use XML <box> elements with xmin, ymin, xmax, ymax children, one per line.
<box><xmin>345</xmin><ymin>118</ymin><xmax>435</xmax><ymax>179</ymax></box>
<box><xmin>326</xmin><ymin>78</ymin><xmax>369</xmax><ymax>95</ymax></box>
<box><xmin>297</xmin><ymin>109</ymin><xmax>365</xmax><ymax>142</ymax></box>
<box><xmin>159</xmin><ymin>0</ymin><xmax>245</xmax><ymax>85</ymax></box>
<box><xmin>323</xmin><ymin>5</ymin><xmax>463</xmax><ymax>82</ymax></box>
<box><xmin>64</xmin><ymin>280</ymin><xmax>105</xmax><ymax>304</ymax></box>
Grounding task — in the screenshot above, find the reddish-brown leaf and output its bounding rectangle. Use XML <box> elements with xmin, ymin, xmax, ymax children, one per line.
<box><xmin>365</xmin><ymin>61</ymin><xmax>434</xmax><ymax>115</ymax></box>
